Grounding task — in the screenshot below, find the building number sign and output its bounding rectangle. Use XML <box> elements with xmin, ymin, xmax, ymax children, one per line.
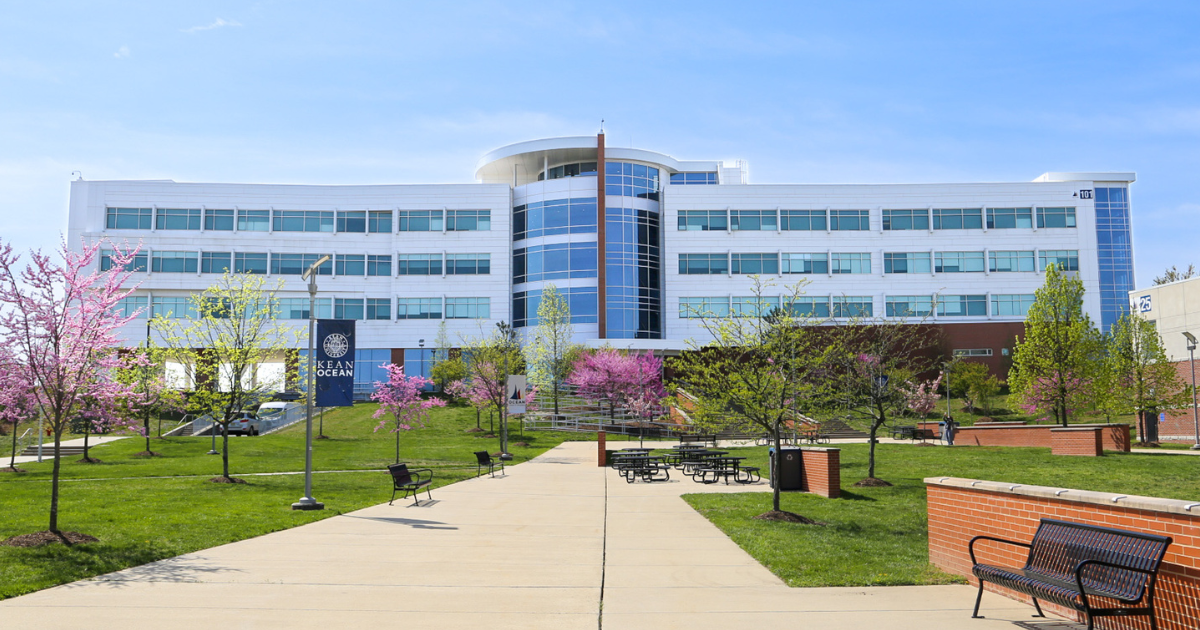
<box><xmin>1079</xmin><ymin>189</ymin><xmax>1093</xmax><ymax>199</ymax></box>
<box><xmin>1137</xmin><ymin>295</ymin><xmax>1152</xmax><ymax>313</ymax></box>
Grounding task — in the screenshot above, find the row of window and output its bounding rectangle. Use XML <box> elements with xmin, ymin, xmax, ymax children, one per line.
<box><xmin>513</xmin><ymin>243</ymin><xmax>598</xmax><ymax>284</ymax></box>
<box><xmin>105</xmin><ymin>207</ymin><xmax>491</xmax><ymax>233</ymax></box>
<box><xmin>100</xmin><ymin>250</ymin><xmax>492</xmax><ymax>276</ymax></box>
<box><xmin>677</xmin><ymin>250</ymin><xmax>1080</xmax><ymax>275</ymax></box>
<box><xmin>678</xmin><ymin>293</ymin><xmax>1035</xmax><ymax>319</ymax></box>
<box><xmin>677</xmin><ymin>206</ymin><xmax>1077</xmax><ymax>232</ymax></box>
<box><xmin>115</xmin><ymin>295</ymin><xmax>491</xmax><ymax>321</ymax></box>
<box><xmin>512</xmin><ymin>197</ymin><xmax>597</xmax><ymax>241</ymax></box>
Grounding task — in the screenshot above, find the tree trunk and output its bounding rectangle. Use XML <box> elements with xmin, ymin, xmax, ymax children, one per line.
<box><xmin>221</xmin><ymin>425</ymin><xmax>230</xmax><ymax>478</ymax></box>
<box><xmin>49</xmin><ymin>430</ymin><xmax>62</xmax><ymax>533</ymax></box>
<box><xmin>772</xmin><ymin>422</ymin><xmax>782</xmax><ymax>512</ymax></box>
<box><xmin>8</xmin><ymin>422</ymin><xmax>17</xmax><ymax>468</ymax></box>
<box><xmin>144</xmin><ymin>405</ymin><xmax>151</xmax><ymax>453</ymax></box>
<box><xmin>553</xmin><ymin>381</ymin><xmax>559</xmax><ymax>416</ymax></box>
<box><xmin>82</xmin><ymin>423</ymin><xmax>90</xmax><ymax>460</ymax></box>
<box><xmin>475</xmin><ymin>408</ymin><xmax>480</xmax><ymax>430</ymax></box>
<box><xmin>394</xmin><ymin>420</ymin><xmax>401</xmax><ymax>464</ymax></box>
<box><xmin>868</xmin><ymin>405</ymin><xmax>884</xmax><ymax>479</ymax></box>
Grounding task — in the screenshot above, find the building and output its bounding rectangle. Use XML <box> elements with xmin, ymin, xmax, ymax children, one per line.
<box><xmin>1127</xmin><ymin>277</ymin><xmax>1200</xmax><ymax>444</ymax></box>
<box><xmin>68</xmin><ymin>134</ymin><xmax>1135</xmax><ymax>388</ymax></box>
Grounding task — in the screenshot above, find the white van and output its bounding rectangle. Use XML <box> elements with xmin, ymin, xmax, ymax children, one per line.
<box><xmin>256</xmin><ymin>402</ymin><xmax>288</xmax><ymax>422</ymax></box>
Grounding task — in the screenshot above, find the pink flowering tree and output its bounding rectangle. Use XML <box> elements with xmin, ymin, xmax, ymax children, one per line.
<box><xmin>899</xmin><ymin>374</ymin><xmax>942</xmax><ymax>419</ymax></box>
<box><xmin>567</xmin><ymin>349</ymin><xmax>665</xmax><ymax>421</ymax></box>
<box><xmin>0</xmin><ymin>239</ymin><xmax>141</xmax><ymax>537</ymax></box>
<box><xmin>1018</xmin><ymin>372</ymin><xmax>1093</xmax><ymax>424</ymax></box>
<box><xmin>0</xmin><ymin>349</ymin><xmax>35</xmax><ymax>472</ymax></box>
<box><xmin>372</xmin><ymin>363</ymin><xmax>446</xmax><ymax>464</ymax></box>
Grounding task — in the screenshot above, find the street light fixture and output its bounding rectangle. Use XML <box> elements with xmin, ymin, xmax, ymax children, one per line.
<box><xmin>1184</xmin><ymin>332</ymin><xmax>1200</xmax><ymax>451</ymax></box>
<box><xmin>293</xmin><ymin>255</ymin><xmax>331</xmax><ymax>511</ymax></box>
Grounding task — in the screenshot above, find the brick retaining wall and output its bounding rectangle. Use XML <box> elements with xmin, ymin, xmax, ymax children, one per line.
<box><xmin>926</xmin><ymin>477</ymin><xmax>1200</xmax><ymax>629</ymax></box>
<box><xmin>798</xmin><ymin>447</ymin><xmax>840</xmax><ymax>498</ymax></box>
<box><xmin>955</xmin><ymin>423</ymin><xmax>1131</xmax><ymax>452</ymax></box>
<box><xmin>1050</xmin><ymin>426</ymin><xmax>1103</xmax><ymax>456</ymax></box>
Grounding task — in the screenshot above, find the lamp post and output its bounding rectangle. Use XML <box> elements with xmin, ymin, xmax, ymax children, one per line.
<box><xmin>1184</xmin><ymin>332</ymin><xmax>1200</xmax><ymax>451</ymax></box>
<box><xmin>293</xmin><ymin>255</ymin><xmax>330</xmax><ymax>511</ymax></box>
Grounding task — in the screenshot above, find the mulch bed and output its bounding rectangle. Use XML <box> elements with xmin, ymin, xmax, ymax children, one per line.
<box><xmin>753</xmin><ymin>510</ymin><xmax>824</xmax><ymax>525</ymax></box>
<box><xmin>1</xmin><ymin>466</ymin><xmax>27</xmax><ymax>473</ymax></box>
<box><xmin>2</xmin><ymin>531</ymin><xmax>99</xmax><ymax>548</ymax></box>
<box><xmin>464</xmin><ymin>428</ymin><xmax>483</xmax><ymax>433</ymax></box>
<box><xmin>316</xmin><ymin>435</ymin><xmax>331</xmax><ymax>440</ymax></box>
<box><xmin>853</xmin><ymin>477</ymin><xmax>893</xmax><ymax>487</ymax></box>
<box><xmin>76</xmin><ymin>457</ymin><xmax>103</xmax><ymax>464</ymax></box>
<box><xmin>209</xmin><ymin>476</ymin><xmax>247</xmax><ymax>484</ymax></box>
<box><xmin>132</xmin><ymin>451</ymin><xmax>162</xmax><ymax>458</ymax></box>
<box><xmin>512</xmin><ymin>441</ymin><xmax>530</xmax><ymax>448</ymax></box>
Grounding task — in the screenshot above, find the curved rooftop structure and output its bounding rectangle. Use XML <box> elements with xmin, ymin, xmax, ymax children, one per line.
<box><xmin>475</xmin><ymin>136</ymin><xmax>721</xmax><ymax>186</ymax></box>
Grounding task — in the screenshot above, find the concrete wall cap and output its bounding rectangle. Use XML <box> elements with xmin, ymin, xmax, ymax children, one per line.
<box><xmin>1050</xmin><ymin>427</ymin><xmax>1103</xmax><ymax>432</ymax></box>
<box><xmin>798</xmin><ymin>447</ymin><xmax>841</xmax><ymax>453</ymax></box>
<box><xmin>924</xmin><ymin>477</ymin><xmax>1200</xmax><ymax>517</ymax></box>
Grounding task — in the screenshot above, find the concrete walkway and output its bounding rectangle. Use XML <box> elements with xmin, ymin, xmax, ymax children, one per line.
<box><xmin>1</xmin><ymin>441</ymin><xmax>1058</xmax><ymax>629</ymax></box>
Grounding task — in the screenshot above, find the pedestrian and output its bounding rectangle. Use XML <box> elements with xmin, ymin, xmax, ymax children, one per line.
<box><xmin>942</xmin><ymin>415</ymin><xmax>957</xmax><ymax>446</ymax></box>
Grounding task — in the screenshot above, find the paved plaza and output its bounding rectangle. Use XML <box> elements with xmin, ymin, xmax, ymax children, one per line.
<box><xmin>1</xmin><ymin>441</ymin><xmax>1061</xmax><ymax>629</ymax></box>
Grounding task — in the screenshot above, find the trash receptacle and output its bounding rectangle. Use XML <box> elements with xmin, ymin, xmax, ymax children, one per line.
<box><xmin>768</xmin><ymin>446</ymin><xmax>803</xmax><ymax>491</ymax></box>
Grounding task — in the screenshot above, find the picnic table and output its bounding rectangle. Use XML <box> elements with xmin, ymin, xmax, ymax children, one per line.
<box><xmin>613</xmin><ymin>455</ymin><xmax>671</xmax><ymax>483</ymax></box>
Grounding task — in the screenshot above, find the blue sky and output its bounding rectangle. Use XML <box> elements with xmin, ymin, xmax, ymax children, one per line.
<box><xmin>2</xmin><ymin>2</ymin><xmax>1198</xmax><ymax>287</ymax></box>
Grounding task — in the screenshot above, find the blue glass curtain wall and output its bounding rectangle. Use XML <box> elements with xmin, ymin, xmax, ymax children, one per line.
<box><xmin>605</xmin><ymin>201</ymin><xmax>662</xmax><ymax>339</ymax></box>
<box><xmin>1095</xmin><ymin>187</ymin><xmax>1134</xmax><ymax>332</ymax></box>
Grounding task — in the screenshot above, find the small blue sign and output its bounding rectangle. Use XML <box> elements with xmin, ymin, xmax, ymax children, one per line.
<box><xmin>1159</xmin><ymin>412</ymin><xmax>1167</xmax><ymax>424</ymax></box>
<box><xmin>1138</xmin><ymin>295</ymin><xmax>1152</xmax><ymax>313</ymax></box>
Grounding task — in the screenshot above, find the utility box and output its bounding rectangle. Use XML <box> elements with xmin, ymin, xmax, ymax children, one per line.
<box><xmin>768</xmin><ymin>446</ymin><xmax>804</xmax><ymax>491</ymax></box>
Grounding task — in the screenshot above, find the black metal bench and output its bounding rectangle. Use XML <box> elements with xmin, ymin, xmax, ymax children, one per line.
<box><xmin>969</xmin><ymin>518</ymin><xmax>1172</xmax><ymax>629</ymax></box>
<box><xmin>474</xmin><ymin>450</ymin><xmax>504</xmax><ymax>477</ymax></box>
<box><xmin>679</xmin><ymin>433</ymin><xmax>716</xmax><ymax>447</ymax></box>
<box><xmin>387</xmin><ymin>463</ymin><xmax>433</xmax><ymax>506</ymax></box>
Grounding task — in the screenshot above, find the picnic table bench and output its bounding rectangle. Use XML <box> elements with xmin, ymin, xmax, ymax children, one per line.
<box><xmin>969</xmin><ymin>518</ymin><xmax>1172</xmax><ymax>629</ymax></box>
<box><xmin>613</xmin><ymin>455</ymin><xmax>671</xmax><ymax>483</ymax></box>
<box><xmin>387</xmin><ymin>463</ymin><xmax>433</xmax><ymax>506</ymax></box>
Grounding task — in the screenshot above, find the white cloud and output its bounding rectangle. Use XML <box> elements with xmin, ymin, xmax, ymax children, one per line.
<box><xmin>113</xmin><ymin>46</ymin><xmax>130</xmax><ymax>59</ymax></box>
<box><xmin>182</xmin><ymin>18</ymin><xmax>243</xmax><ymax>33</ymax></box>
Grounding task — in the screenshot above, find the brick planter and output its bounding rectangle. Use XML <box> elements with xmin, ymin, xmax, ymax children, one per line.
<box><xmin>798</xmin><ymin>447</ymin><xmax>840</xmax><ymax>498</ymax></box>
<box><xmin>1050</xmin><ymin>426</ymin><xmax>1103</xmax><ymax>456</ymax></box>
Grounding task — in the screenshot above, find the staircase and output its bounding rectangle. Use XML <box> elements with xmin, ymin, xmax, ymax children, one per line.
<box><xmin>19</xmin><ymin>444</ymin><xmax>87</xmax><ymax>457</ymax></box>
<box><xmin>817</xmin><ymin>418</ymin><xmax>869</xmax><ymax>440</ymax></box>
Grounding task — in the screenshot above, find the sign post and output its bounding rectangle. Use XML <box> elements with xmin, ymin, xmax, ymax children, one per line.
<box><xmin>502</xmin><ymin>375</ymin><xmax>526</xmax><ymax>460</ymax></box>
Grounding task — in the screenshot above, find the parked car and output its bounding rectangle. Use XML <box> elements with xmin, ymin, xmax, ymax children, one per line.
<box><xmin>226</xmin><ymin>411</ymin><xmax>261</xmax><ymax>436</ymax></box>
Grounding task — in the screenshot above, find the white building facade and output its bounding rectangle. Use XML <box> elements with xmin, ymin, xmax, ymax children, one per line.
<box><xmin>68</xmin><ymin>135</ymin><xmax>1135</xmax><ymax>389</ymax></box>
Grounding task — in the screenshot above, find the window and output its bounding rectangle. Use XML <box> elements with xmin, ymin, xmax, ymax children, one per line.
<box><xmin>513</xmin><ymin>287</ymin><xmax>598</xmax><ymax>327</ymax></box>
<box><xmin>605</xmin><ymin>161</ymin><xmax>660</xmax><ymax>200</ymax></box>
<box><xmin>397</xmin><ymin>298</ymin><xmax>441</xmax><ymax>319</ymax></box>
<box><xmin>731</xmin><ymin>253</ymin><xmax>779</xmax><ymax>274</ymax></box>
<box><xmin>513</xmin><ymin>197</ymin><xmax>597</xmax><ymax>240</ymax></box>
<box><xmin>336</xmin><ymin>210</ymin><xmax>366</xmax><ymax>233</ymax></box>
<box><xmin>366</xmin><ymin>298</ymin><xmax>391</xmax><ymax>321</ymax></box>
<box><xmin>991</xmin><ymin>294</ymin><xmax>1036</xmax><ymax>316</ymax></box>
<box><xmin>782</xmin><ymin>253</ymin><xmax>828</xmax><ymax>274</ymax></box>
<box><xmin>785</xmin><ymin>297</ymin><xmax>830</xmax><ymax>318</ymax></box>
<box><xmin>678</xmin><ymin>253</ymin><xmax>728</xmax><ymax>275</ymax></box>
<box><xmin>100</xmin><ymin>250</ymin><xmax>148</xmax><ymax>272</ymax></box>
<box><xmin>273</xmin><ymin>210</ymin><xmax>334</xmax><ymax>233</ymax></box>
<box><xmin>678</xmin><ymin>297</ymin><xmax>730</xmax><ymax>318</ymax></box>
<box><xmin>932</xmin><ymin>208</ymin><xmax>983</xmax><ymax>230</ymax></box>
<box><xmin>678</xmin><ymin>210</ymin><xmax>727</xmax><ymax>231</ymax></box>
<box><xmin>233</xmin><ymin>252</ymin><xmax>268</xmax><ymax>274</ymax></box>
<box><xmin>447</xmin><ymin>209</ymin><xmax>491</xmax><ymax>231</ymax></box>
<box><xmin>156</xmin><ymin>208</ymin><xmax>201</xmax><ymax>230</ymax></box>
<box><xmin>732</xmin><ymin>296</ymin><xmax>781</xmax><ymax>317</ymax></box>
<box><xmin>938</xmin><ymin>294</ymin><xmax>987</xmax><ymax>317</ymax></box>
<box><xmin>237</xmin><ymin>210</ymin><xmax>269</xmax><ymax>232</ymax></box>
<box><xmin>446</xmin><ymin>253</ymin><xmax>490</xmax><ymax>275</ymax></box>
<box><xmin>334</xmin><ymin>298</ymin><xmax>364</xmax><ymax>320</ymax></box>
<box><xmin>831</xmin><ymin>253</ymin><xmax>871</xmax><ymax>274</ymax></box>
<box><xmin>399</xmin><ymin>210</ymin><xmax>443</xmax><ymax>232</ymax></box>
<box><xmin>1037</xmin><ymin>207</ymin><xmax>1077</xmax><ymax>228</ymax></box>
<box><xmin>832</xmin><ymin>296</ymin><xmax>873</xmax><ymax>317</ymax></box>
<box><xmin>366</xmin><ymin>254</ymin><xmax>391</xmax><ymax>276</ymax></box>
<box><xmin>397</xmin><ymin>253</ymin><xmax>442</xmax><ymax>275</ymax></box>
<box><xmin>106</xmin><ymin>207</ymin><xmax>152</xmax><ymax>230</ymax></box>
<box><xmin>114</xmin><ymin>296</ymin><xmax>148</xmax><ymax>318</ymax></box>
<box><xmin>151</xmin><ymin>296</ymin><xmax>197</xmax><ymax>319</ymax></box>
<box><xmin>989</xmin><ymin>250</ymin><xmax>1035</xmax><ymax>272</ymax></box>
<box><xmin>781</xmin><ymin>209</ymin><xmax>827</xmax><ymax>231</ymax></box>
<box><xmin>953</xmin><ymin>348</ymin><xmax>993</xmax><ymax>357</ymax></box>
<box><xmin>1039</xmin><ymin>250</ymin><xmax>1080</xmax><ymax>272</ymax></box>
<box><xmin>151</xmin><ymin>251</ymin><xmax>198</xmax><ymax>273</ymax></box>
<box><xmin>336</xmin><ymin>254</ymin><xmax>365</xmax><ymax>276</ymax></box>
<box><xmin>987</xmin><ymin>207</ymin><xmax>1033</xmax><ymax>229</ymax></box>
<box><xmin>730</xmin><ymin>210</ymin><xmax>777</xmax><ymax>231</ymax></box>
<box><xmin>669</xmin><ymin>172</ymin><xmax>717</xmax><ymax>185</ymax></box>
<box><xmin>445</xmin><ymin>297</ymin><xmax>489</xmax><ymax>319</ymax></box>
<box><xmin>884</xmin><ymin>252</ymin><xmax>931</xmax><ymax>274</ymax></box>
<box><xmin>934</xmin><ymin>251</ymin><xmax>985</xmax><ymax>273</ymax></box>
<box><xmin>882</xmin><ymin>209</ymin><xmax>928</xmax><ymax>231</ymax></box>
<box><xmin>277</xmin><ymin>298</ymin><xmax>331</xmax><ymax>319</ymax></box>
<box><xmin>368</xmin><ymin>210</ymin><xmax>392</xmax><ymax>233</ymax></box>
<box><xmin>204</xmin><ymin>209</ymin><xmax>234</xmax><ymax>231</ymax></box>
<box><xmin>830</xmin><ymin>209</ymin><xmax>869</xmax><ymax>231</ymax></box>
<box><xmin>540</xmin><ymin>162</ymin><xmax>598</xmax><ymax>180</ymax></box>
<box><xmin>270</xmin><ymin>253</ymin><xmax>332</xmax><ymax>275</ymax></box>
<box><xmin>886</xmin><ymin>295</ymin><xmax>934</xmax><ymax>317</ymax></box>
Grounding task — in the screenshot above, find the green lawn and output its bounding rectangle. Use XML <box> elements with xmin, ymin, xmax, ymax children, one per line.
<box><xmin>682</xmin><ymin>443</ymin><xmax>1200</xmax><ymax>588</ymax></box>
<box><xmin>0</xmin><ymin>402</ymin><xmax>578</xmax><ymax>600</ymax></box>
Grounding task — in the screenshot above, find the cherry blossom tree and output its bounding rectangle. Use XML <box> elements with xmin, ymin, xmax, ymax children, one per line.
<box><xmin>372</xmin><ymin>363</ymin><xmax>446</xmax><ymax>464</ymax></box>
<box><xmin>899</xmin><ymin>374</ymin><xmax>942</xmax><ymax>419</ymax></box>
<box><xmin>567</xmin><ymin>348</ymin><xmax>665</xmax><ymax>420</ymax></box>
<box><xmin>0</xmin><ymin>350</ymin><xmax>35</xmax><ymax>472</ymax></box>
<box><xmin>0</xmin><ymin>239</ymin><xmax>141</xmax><ymax>536</ymax></box>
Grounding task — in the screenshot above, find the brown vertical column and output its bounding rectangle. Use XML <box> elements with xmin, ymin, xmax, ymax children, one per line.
<box><xmin>596</xmin><ymin>132</ymin><xmax>607</xmax><ymax>339</ymax></box>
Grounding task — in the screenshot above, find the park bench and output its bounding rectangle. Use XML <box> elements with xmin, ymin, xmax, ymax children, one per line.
<box><xmin>474</xmin><ymin>450</ymin><xmax>504</xmax><ymax>478</ymax></box>
<box><xmin>969</xmin><ymin>518</ymin><xmax>1172</xmax><ymax>630</ymax></box>
<box><xmin>679</xmin><ymin>433</ymin><xmax>717</xmax><ymax>447</ymax></box>
<box><xmin>387</xmin><ymin>463</ymin><xmax>433</xmax><ymax>507</ymax></box>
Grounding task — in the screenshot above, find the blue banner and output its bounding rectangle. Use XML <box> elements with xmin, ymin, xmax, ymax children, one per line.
<box><xmin>315</xmin><ymin>319</ymin><xmax>355</xmax><ymax>407</ymax></box>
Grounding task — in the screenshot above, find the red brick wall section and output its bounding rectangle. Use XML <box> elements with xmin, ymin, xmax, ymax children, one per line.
<box><xmin>799</xmin><ymin>448</ymin><xmax>840</xmax><ymax>498</ymax></box>
<box><xmin>926</xmin><ymin>477</ymin><xmax>1200</xmax><ymax>630</ymax></box>
<box><xmin>1050</xmin><ymin>427</ymin><xmax>1103</xmax><ymax>456</ymax></box>
<box><xmin>956</xmin><ymin>423</ymin><xmax>1131</xmax><ymax>452</ymax></box>
<box><xmin>597</xmin><ymin>432</ymin><xmax>606</xmax><ymax>467</ymax></box>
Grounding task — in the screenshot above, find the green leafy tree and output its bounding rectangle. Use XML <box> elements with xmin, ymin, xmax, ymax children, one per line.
<box><xmin>428</xmin><ymin>321</ymin><xmax>464</xmax><ymax>392</ymax></box>
<box><xmin>1102</xmin><ymin>313</ymin><xmax>1189</xmax><ymax>442</ymax></box>
<box><xmin>153</xmin><ymin>272</ymin><xmax>295</xmax><ymax>482</ymax></box>
<box><xmin>523</xmin><ymin>284</ymin><xmax>581</xmax><ymax>416</ymax></box>
<box><xmin>947</xmin><ymin>360</ymin><xmax>998</xmax><ymax>414</ymax></box>
<box><xmin>670</xmin><ymin>278</ymin><xmax>836</xmax><ymax>519</ymax></box>
<box><xmin>1009</xmin><ymin>265</ymin><xmax>1103</xmax><ymax>427</ymax></box>
<box><xmin>1153</xmin><ymin>264</ymin><xmax>1195</xmax><ymax>285</ymax></box>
